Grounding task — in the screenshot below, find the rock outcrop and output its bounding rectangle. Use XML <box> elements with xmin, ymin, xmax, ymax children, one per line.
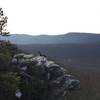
<box><xmin>12</xmin><ymin>53</ymin><xmax>80</xmax><ymax>100</ymax></box>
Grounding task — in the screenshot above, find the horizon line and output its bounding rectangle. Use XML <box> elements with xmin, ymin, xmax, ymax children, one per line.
<box><xmin>10</xmin><ymin>32</ymin><xmax>100</xmax><ymax>36</ymax></box>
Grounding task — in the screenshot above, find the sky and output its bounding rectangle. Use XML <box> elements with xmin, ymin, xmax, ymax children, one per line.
<box><xmin>1</xmin><ymin>0</ymin><xmax>100</xmax><ymax>35</ymax></box>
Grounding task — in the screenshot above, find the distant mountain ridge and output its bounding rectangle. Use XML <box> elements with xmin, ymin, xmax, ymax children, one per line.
<box><xmin>1</xmin><ymin>32</ymin><xmax>100</xmax><ymax>44</ymax></box>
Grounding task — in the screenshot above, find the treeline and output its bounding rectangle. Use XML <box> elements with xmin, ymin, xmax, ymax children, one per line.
<box><xmin>0</xmin><ymin>41</ymin><xmax>21</xmax><ymax>100</ymax></box>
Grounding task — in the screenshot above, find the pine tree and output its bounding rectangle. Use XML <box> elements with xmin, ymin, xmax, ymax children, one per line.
<box><xmin>0</xmin><ymin>8</ymin><xmax>10</xmax><ymax>36</ymax></box>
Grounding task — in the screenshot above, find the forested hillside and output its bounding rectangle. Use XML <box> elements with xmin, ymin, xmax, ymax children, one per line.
<box><xmin>0</xmin><ymin>41</ymin><xmax>80</xmax><ymax>100</ymax></box>
<box><xmin>0</xmin><ymin>41</ymin><xmax>21</xmax><ymax>100</ymax></box>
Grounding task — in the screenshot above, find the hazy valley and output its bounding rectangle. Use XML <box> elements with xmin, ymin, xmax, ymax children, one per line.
<box><xmin>18</xmin><ymin>43</ymin><xmax>100</xmax><ymax>69</ymax></box>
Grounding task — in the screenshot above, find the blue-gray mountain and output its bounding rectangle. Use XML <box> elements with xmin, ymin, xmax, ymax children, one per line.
<box><xmin>1</xmin><ymin>32</ymin><xmax>100</xmax><ymax>44</ymax></box>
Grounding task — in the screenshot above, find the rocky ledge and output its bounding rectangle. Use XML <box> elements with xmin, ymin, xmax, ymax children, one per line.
<box><xmin>11</xmin><ymin>53</ymin><xmax>80</xmax><ymax>100</ymax></box>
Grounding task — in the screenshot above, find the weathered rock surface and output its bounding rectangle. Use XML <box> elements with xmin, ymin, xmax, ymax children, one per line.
<box><xmin>12</xmin><ymin>53</ymin><xmax>80</xmax><ymax>100</ymax></box>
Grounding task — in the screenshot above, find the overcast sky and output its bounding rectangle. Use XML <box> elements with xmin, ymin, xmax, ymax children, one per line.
<box><xmin>1</xmin><ymin>0</ymin><xmax>100</xmax><ymax>35</ymax></box>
